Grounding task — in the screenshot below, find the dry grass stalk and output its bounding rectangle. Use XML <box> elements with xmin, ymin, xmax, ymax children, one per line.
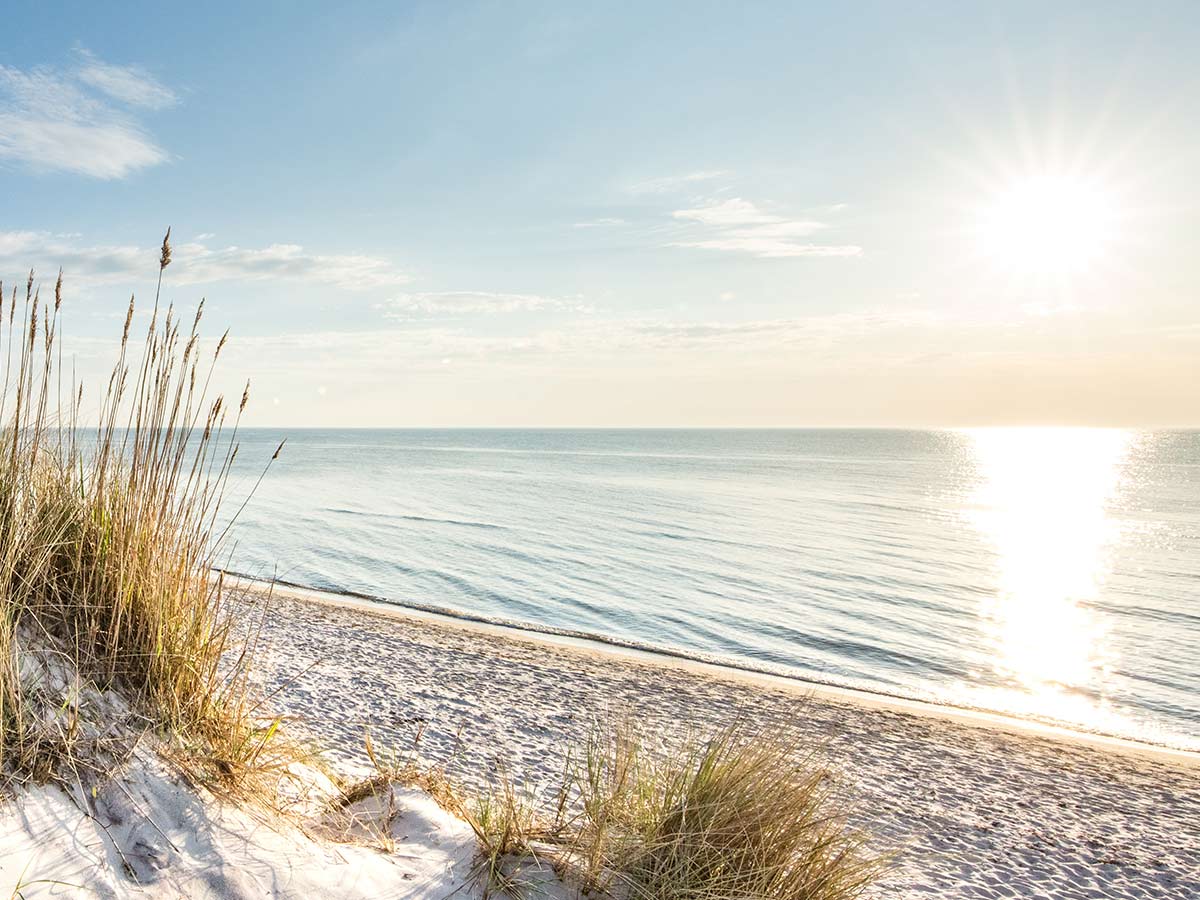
<box><xmin>0</xmin><ymin>241</ymin><xmax>281</xmax><ymax>790</ymax></box>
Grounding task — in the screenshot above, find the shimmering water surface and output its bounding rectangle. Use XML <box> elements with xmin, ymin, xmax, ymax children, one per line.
<box><xmin>224</xmin><ymin>429</ymin><xmax>1200</xmax><ymax>750</ymax></box>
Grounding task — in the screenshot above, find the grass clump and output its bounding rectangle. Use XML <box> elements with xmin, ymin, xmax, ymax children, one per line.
<box><xmin>563</xmin><ymin>719</ymin><xmax>881</xmax><ymax>900</ymax></box>
<box><xmin>462</xmin><ymin>768</ymin><xmax>551</xmax><ymax>897</ymax></box>
<box><xmin>463</xmin><ymin>718</ymin><xmax>882</xmax><ymax>900</ymax></box>
<box><xmin>0</xmin><ymin>232</ymin><xmax>280</xmax><ymax>787</ymax></box>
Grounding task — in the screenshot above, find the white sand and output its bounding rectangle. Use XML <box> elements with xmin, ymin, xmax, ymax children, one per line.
<box><xmin>4</xmin><ymin>576</ymin><xmax>1195</xmax><ymax>899</ymax></box>
<box><xmin>241</xmin><ymin>580</ymin><xmax>1200</xmax><ymax>900</ymax></box>
<box><xmin>0</xmin><ymin>615</ymin><xmax>570</xmax><ymax>899</ymax></box>
<box><xmin>0</xmin><ymin>750</ymin><xmax>483</xmax><ymax>899</ymax></box>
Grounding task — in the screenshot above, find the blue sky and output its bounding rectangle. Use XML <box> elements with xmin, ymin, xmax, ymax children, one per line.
<box><xmin>1</xmin><ymin>1</ymin><xmax>1197</xmax><ymax>426</ymax></box>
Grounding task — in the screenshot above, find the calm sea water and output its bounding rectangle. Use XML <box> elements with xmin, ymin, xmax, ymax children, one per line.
<box><xmin>223</xmin><ymin>429</ymin><xmax>1200</xmax><ymax>750</ymax></box>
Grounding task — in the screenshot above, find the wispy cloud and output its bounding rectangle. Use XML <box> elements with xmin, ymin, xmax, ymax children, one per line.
<box><xmin>626</xmin><ymin>170</ymin><xmax>731</xmax><ymax>195</ymax></box>
<box><xmin>193</xmin><ymin>306</ymin><xmax>1199</xmax><ymax>426</ymax></box>
<box><xmin>214</xmin><ymin>307</ymin><xmax>1186</xmax><ymax>376</ymax></box>
<box><xmin>612</xmin><ymin>311</ymin><xmax>940</xmax><ymax>351</ymax></box>
<box><xmin>0</xmin><ymin>230</ymin><xmax>145</xmax><ymax>282</ymax></box>
<box><xmin>173</xmin><ymin>242</ymin><xmax>409</xmax><ymax>290</ymax></box>
<box><xmin>675</xmin><ymin>235</ymin><xmax>862</xmax><ymax>258</ymax></box>
<box><xmin>0</xmin><ymin>231</ymin><xmax>409</xmax><ymax>291</ymax></box>
<box><xmin>214</xmin><ymin>308</ymin><xmax>951</xmax><ymax>380</ymax></box>
<box><xmin>673</xmin><ymin>198</ymin><xmax>782</xmax><ymax>226</ymax></box>
<box><xmin>670</xmin><ymin>198</ymin><xmax>861</xmax><ymax>259</ymax></box>
<box><xmin>0</xmin><ymin>51</ymin><xmax>174</xmax><ymax>179</ymax></box>
<box><xmin>75</xmin><ymin>51</ymin><xmax>177</xmax><ymax>110</ymax></box>
<box><xmin>381</xmin><ymin>291</ymin><xmax>588</xmax><ymax>318</ymax></box>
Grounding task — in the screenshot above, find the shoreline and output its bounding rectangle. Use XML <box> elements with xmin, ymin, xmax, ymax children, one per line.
<box><xmin>225</xmin><ymin>571</ymin><xmax>1199</xmax><ymax>768</ymax></box>
<box><xmin>237</xmin><ymin>576</ymin><xmax>1200</xmax><ymax>900</ymax></box>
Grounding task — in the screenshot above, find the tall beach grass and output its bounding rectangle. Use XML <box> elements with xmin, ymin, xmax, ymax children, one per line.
<box><xmin>0</xmin><ymin>232</ymin><xmax>278</xmax><ymax>784</ymax></box>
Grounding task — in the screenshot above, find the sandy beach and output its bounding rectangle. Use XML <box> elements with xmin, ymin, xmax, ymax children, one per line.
<box><xmin>6</xmin><ymin>4</ymin><xmax>1200</xmax><ymax>897</ymax></box>
<box><xmin>239</xmin><ymin>581</ymin><xmax>1200</xmax><ymax>900</ymax></box>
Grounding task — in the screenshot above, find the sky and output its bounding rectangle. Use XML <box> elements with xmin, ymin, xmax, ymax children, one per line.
<box><xmin>0</xmin><ymin>0</ymin><xmax>1197</xmax><ymax>427</ymax></box>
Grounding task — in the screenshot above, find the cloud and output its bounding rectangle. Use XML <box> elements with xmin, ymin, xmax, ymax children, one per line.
<box><xmin>626</xmin><ymin>170</ymin><xmax>731</xmax><ymax>195</ymax></box>
<box><xmin>675</xmin><ymin>236</ymin><xmax>862</xmax><ymax>258</ymax></box>
<box><xmin>381</xmin><ymin>291</ymin><xmax>587</xmax><ymax>317</ymax></box>
<box><xmin>0</xmin><ymin>231</ymin><xmax>409</xmax><ymax>291</ymax></box>
<box><xmin>71</xmin><ymin>305</ymin><xmax>1153</xmax><ymax>396</ymax></box>
<box><xmin>172</xmin><ymin>242</ymin><xmax>409</xmax><ymax>290</ymax></box>
<box><xmin>213</xmin><ymin>308</ymin><xmax>951</xmax><ymax>381</ymax></box>
<box><xmin>613</xmin><ymin>313</ymin><xmax>932</xmax><ymax>350</ymax></box>
<box><xmin>75</xmin><ymin>52</ymin><xmax>177</xmax><ymax>110</ymax></box>
<box><xmin>670</xmin><ymin>198</ymin><xmax>861</xmax><ymax>259</ymax></box>
<box><xmin>673</xmin><ymin>198</ymin><xmax>781</xmax><ymax>226</ymax></box>
<box><xmin>0</xmin><ymin>52</ymin><xmax>174</xmax><ymax>179</ymax></box>
<box><xmin>0</xmin><ymin>230</ymin><xmax>146</xmax><ymax>283</ymax></box>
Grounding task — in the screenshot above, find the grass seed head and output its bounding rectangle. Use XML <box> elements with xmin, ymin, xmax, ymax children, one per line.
<box><xmin>159</xmin><ymin>227</ymin><xmax>172</xmax><ymax>270</ymax></box>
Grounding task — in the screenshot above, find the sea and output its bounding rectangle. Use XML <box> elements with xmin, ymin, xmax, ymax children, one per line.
<box><xmin>221</xmin><ymin>428</ymin><xmax>1200</xmax><ymax>751</ymax></box>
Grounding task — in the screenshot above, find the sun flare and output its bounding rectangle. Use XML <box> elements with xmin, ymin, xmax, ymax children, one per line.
<box><xmin>975</xmin><ymin>173</ymin><xmax>1119</xmax><ymax>276</ymax></box>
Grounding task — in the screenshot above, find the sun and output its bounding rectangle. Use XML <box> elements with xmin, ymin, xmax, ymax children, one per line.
<box><xmin>974</xmin><ymin>173</ymin><xmax>1119</xmax><ymax>276</ymax></box>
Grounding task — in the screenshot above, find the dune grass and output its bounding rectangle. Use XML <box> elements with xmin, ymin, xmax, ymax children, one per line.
<box><xmin>0</xmin><ymin>232</ymin><xmax>281</xmax><ymax>787</ymax></box>
<box><xmin>569</xmin><ymin>719</ymin><xmax>880</xmax><ymax>900</ymax></box>
<box><xmin>460</xmin><ymin>718</ymin><xmax>882</xmax><ymax>900</ymax></box>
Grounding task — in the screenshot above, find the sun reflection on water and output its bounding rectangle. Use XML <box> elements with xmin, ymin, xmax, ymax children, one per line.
<box><xmin>962</xmin><ymin>427</ymin><xmax>1133</xmax><ymax>730</ymax></box>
